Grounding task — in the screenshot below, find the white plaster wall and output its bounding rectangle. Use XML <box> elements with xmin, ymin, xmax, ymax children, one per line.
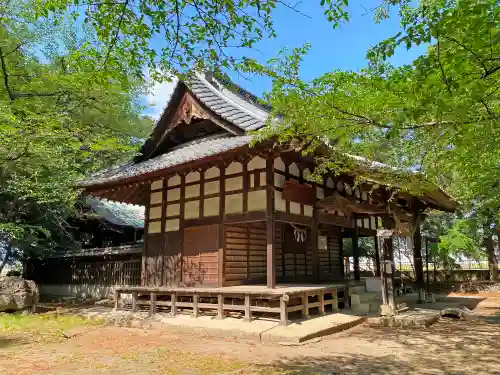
<box><xmin>39</xmin><ymin>284</ymin><xmax>134</xmax><ymax>300</ymax></box>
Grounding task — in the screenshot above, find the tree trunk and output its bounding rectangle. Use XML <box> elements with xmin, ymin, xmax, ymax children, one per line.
<box><xmin>484</xmin><ymin>233</ymin><xmax>498</xmax><ymax>281</ymax></box>
<box><xmin>0</xmin><ymin>245</ymin><xmax>12</xmax><ymax>275</ymax></box>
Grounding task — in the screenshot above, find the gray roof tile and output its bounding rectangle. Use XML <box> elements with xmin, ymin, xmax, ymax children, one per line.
<box><xmin>78</xmin><ymin>134</ymin><xmax>252</xmax><ymax>187</ymax></box>
<box><xmin>188</xmin><ymin>73</ymin><xmax>269</xmax><ymax>131</ymax></box>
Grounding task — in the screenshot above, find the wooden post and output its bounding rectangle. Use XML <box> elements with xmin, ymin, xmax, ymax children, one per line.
<box><xmin>217</xmin><ymin>294</ymin><xmax>224</xmax><ymax>319</ymax></box>
<box><xmin>141</xmin><ymin>184</ymin><xmax>151</xmax><ymax>286</ymax></box>
<box><xmin>374</xmin><ymin>235</ymin><xmax>381</xmax><ymax>277</ymax></box>
<box><xmin>381</xmin><ymin>217</ymin><xmax>396</xmax><ymax>313</ymax></box>
<box><xmin>244</xmin><ymin>294</ymin><xmax>252</xmax><ymax>322</ymax></box>
<box><xmin>331</xmin><ymin>288</ymin><xmax>339</xmax><ymax>312</ymax></box>
<box><xmin>218</xmin><ymin>164</ymin><xmax>226</xmax><ymax>287</ymax></box>
<box><xmin>279</xmin><ymin>295</ymin><xmax>289</xmax><ymax>326</ymax></box>
<box><xmin>192</xmin><ymin>293</ymin><xmax>199</xmax><ymax>317</ymax></box>
<box><xmin>149</xmin><ymin>292</ymin><xmax>156</xmax><ymax>317</ymax></box>
<box><xmin>319</xmin><ymin>290</ymin><xmax>326</xmax><ymax>315</ymax></box>
<box><xmin>311</xmin><ymin>217</ymin><xmax>319</xmax><ymax>283</ymax></box>
<box><xmin>302</xmin><ymin>293</ymin><xmax>310</xmax><ymax>318</ymax></box>
<box><xmin>170</xmin><ymin>293</ymin><xmax>177</xmax><ymax>316</ymax></box>
<box><xmin>412</xmin><ymin>217</ymin><xmax>425</xmax><ymax>303</ymax></box>
<box><xmin>131</xmin><ymin>291</ymin><xmax>138</xmax><ymax>313</ymax></box>
<box><xmin>352</xmin><ymin>221</ymin><xmax>360</xmax><ymax>281</ymax></box>
<box><xmin>113</xmin><ymin>290</ymin><xmax>119</xmax><ymax>311</ymax></box>
<box><xmin>266</xmin><ymin>155</ymin><xmax>276</xmax><ymax>288</ymax></box>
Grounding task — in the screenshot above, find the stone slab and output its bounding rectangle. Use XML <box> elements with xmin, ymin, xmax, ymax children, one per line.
<box><xmin>261</xmin><ymin>313</ymin><xmax>365</xmax><ymax>343</ymax></box>
<box><xmin>366</xmin><ymin>309</ymin><xmax>441</xmax><ymax>327</ymax></box>
<box><xmin>349</xmin><ymin>285</ymin><xmax>366</xmax><ymax>294</ymax></box>
<box><xmin>158</xmin><ymin>315</ymin><xmax>279</xmax><ymax>341</ymax></box>
<box><xmin>365</xmin><ymin>277</ymin><xmax>382</xmax><ymax>292</ymax></box>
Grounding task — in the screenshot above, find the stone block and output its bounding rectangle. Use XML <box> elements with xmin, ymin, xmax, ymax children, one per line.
<box><xmin>379</xmin><ymin>304</ymin><xmax>395</xmax><ymax>316</ymax></box>
<box><xmin>365</xmin><ymin>277</ymin><xmax>382</xmax><ymax>292</ymax></box>
<box><xmin>350</xmin><ymin>294</ymin><xmax>361</xmax><ymax>306</ymax></box>
<box><xmin>349</xmin><ymin>285</ymin><xmax>366</xmax><ymax>294</ymax></box>
<box><xmin>351</xmin><ymin>303</ymin><xmax>370</xmax><ymax>314</ymax></box>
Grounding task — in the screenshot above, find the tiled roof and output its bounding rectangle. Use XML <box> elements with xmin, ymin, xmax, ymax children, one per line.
<box><xmin>49</xmin><ymin>243</ymin><xmax>143</xmax><ymax>258</ymax></box>
<box><xmin>189</xmin><ymin>72</ymin><xmax>269</xmax><ymax>131</ymax></box>
<box><xmin>78</xmin><ymin>134</ymin><xmax>252</xmax><ymax>187</ymax></box>
<box><xmin>87</xmin><ymin>197</ymin><xmax>144</xmax><ymax>228</ymax></box>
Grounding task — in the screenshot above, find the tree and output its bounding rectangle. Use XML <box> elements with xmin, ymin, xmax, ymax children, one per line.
<box><xmin>0</xmin><ymin>0</ymin><xmax>152</xmax><ymax>273</ymax></box>
<box><xmin>34</xmin><ymin>0</ymin><xmax>354</xmax><ymax>81</ymax></box>
<box><xmin>243</xmin><ymin>0</ymin><xmax>499</xmax><ymax>276</ymax></box>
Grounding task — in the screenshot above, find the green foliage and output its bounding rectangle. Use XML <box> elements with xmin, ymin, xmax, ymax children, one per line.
<box><xmin>0</xmin><ymin>0</ymin><xmax>152</xmax><ymax>267</ymax></box>
<box><xmin>247</xmin><ymin>0</ymin><xmax>499</xmax><ymax>217</ymax></box>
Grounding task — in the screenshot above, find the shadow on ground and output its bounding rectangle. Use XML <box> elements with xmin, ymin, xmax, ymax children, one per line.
<box><xmin>265</xmin><ymin>318</ymin><xmax>500</xmax><ymax>375</ymax></box>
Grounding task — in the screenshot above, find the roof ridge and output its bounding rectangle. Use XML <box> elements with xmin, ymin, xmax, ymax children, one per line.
<box><xmin>194</xmin><ymin>72</ymin><xmax>269</xmax><ymax>123</ymax></box>
<box><xmin>210</xmin><ymin>72</ymin><xmax>272</xmax><ymax>112</ymax></box>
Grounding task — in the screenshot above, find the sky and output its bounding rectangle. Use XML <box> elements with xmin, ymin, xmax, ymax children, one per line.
<box><xmin>144</xmin><ymin>0</ymin><xmax>427</xmax><ymax>119</ymax></box>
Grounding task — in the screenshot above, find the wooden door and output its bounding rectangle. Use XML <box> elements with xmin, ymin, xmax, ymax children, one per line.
<box><xmin>182</xmin><ymin>225</ymin><xmax>219</xmax><ymax>286</ymax></box>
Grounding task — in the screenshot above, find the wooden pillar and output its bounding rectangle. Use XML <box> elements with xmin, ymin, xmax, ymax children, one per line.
<box><xmin>113</xmin><ymin>290</ymin><xmax>119</xmax><ymax>311</ymax></box>
<box><xmin>192</xmin><ymin>293</ymin><xmax>199</xmax><ymax>317</ymax></box>
<box><xmin>311</xmin><ymin>218</ymin><xmax>319</xmax><ymax>283</ymax></box>
<box><xmin>319</xmin><ymin>290</ymin><xmax>326</xmax><ymax>315</ymax></box>
<box><xmin>170</xmin><ymin>292</ymin><xmax>177</xmax><ymax>316</ymax></box>
<box><xmin>244</xmin><ymin>294</ymin><xmax>252</xmax><ymax>322</ymax></box>
<box><xmin>352</xmin><ymin>220</ymin><xmax>360</xmax><ymax>281</ymax></box>
<box><xmin>374</xmin><ymin>235</ymin><xmax>381</xmax><ymax>277</ymax></box>
<box><xmin>218</xmin><ymin>164</ymin><xmax>226</xmax><ymax>287</ymax></box>
<box><xmin>149</xmin><ymin>292</ymin><xmax>156</xmax><ymax>317</ymax></box>
<box><xmin>302</xmin><ymin>293</ymin><xmax>310</xmax><ymax>318</ymax></box>
<box><xmin>217</xmin><ymin>294</ymin><xmax>224</xmax><ymax>319</ymax></box>
<box><xmin>131</xmin><ymin>291</ymin><xmax>138</xmax><ymax>313</ymax></box>
<box><xmin>266</xmin><ymin>155</ymin><xmax>276</xmax><ymax>288</ymax></box>
<box><xmin>381</xmin><ymin>217</ymin><xmax>396</xmax><ymax>313</ymax></box>
<box><xmin>412</xmin><ymin>217</ymin><xmax>425</xmax><ymax>303</ymax></box>
<box><xmin>141</xmin><ymin>184</ymin><xmax>151</xmax><ymax>286</ymax></box>
<box><xmin>279</xmin><ymin>295</ymin><xmax>289</xmax><ymax>326</ymax></box>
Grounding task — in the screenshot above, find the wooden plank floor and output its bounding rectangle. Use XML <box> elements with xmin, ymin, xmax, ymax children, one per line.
<box><xmin>116</xmin><ymin>283</ymin><xmax>354</xmax><ymax>296</ymax></box>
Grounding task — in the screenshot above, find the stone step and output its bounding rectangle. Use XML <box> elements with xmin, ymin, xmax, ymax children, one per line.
<box><xmin>351</xmin><ymin>301</ymin><xmax>381</xmax><ymax>315</ymax></box>
<box><xmin>350</xmin><ymin>292</ymin><xmax>381</xmax><ymax>305</ymax></box>
<box><xmin>349</xmin><ymin>285</ymin><xmax>366</xmax><ymax>294</ymax></box>
<box><xmin>351</xmin><ymin>302</ymin><xmax>382</xmax><ymax>314</ymax></box>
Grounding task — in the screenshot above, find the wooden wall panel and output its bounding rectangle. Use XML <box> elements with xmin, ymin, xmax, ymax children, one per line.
<box><xmin>224</xmin><ymin>223</ymin><xmax>267</xmax><ymax>284</ymax></box>
<box><xmin>276</xmin><ymin>222</ymin><xmax>313</xmax><ymax>281</ymax></box>
<box><xmin>182</xmin><ymin>224</ymin><xmax>219</xmax><ymax>286</ymax></box>
<box><xmin>318</xmin><ymin>229</ymin><xmax>343</xmax><ymax>281</ymax></box>
<box><xmin>145</xmin><ymin>233</ymin><xmax>165</xmax><ymax>286</ymax></box>
<box><xmin>163</xmin><ymin>231</ymin><xmax>182</xmax><ymax>286</ymax></box>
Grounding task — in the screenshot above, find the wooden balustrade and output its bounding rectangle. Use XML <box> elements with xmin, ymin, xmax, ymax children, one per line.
<box><xmin>114</xmin><ymin>286</ymin><xmax>340</xmax><ymax>326</ymax></box>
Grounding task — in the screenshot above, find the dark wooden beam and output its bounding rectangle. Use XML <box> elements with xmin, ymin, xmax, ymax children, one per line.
<box><xmin>218</xmin><ymin>164</ymin><xmax>226</xmax><ymax>287</ymax></box>
<box><xmin>275</xmin><ymin>211</ymin><xmax>313</xmax><ymax>226</ymax></box>
<box><xmin>352</xmin><ymin>217</ymin><xmax>360</xmax><ymax>281</ymax></box>
<box><xmin>266</xmin><ymin>155</ymin><xmax>276</xmax><ymax>289</ymax></box>
<box><xmin>311</xmin><ymin>197</ymin><xmax>319</xmax><ymax>283</ymax></box>
<box><xmin>374</xmin><ymin>235</ymin><xmax>381</xmax><ymax>277</ymax></box>
<box><xmin>413</xmin><ymin>216</ymin><xmax>425</xmax><ymax>303</ymax></box>
<box><xmin>381</xmin><ymin>216</ymin><xmax>396</xmax><ymax>313</ymax></box>
<box><xmin>317</xmin><ymin>213</ymin><xmax>353</xmax><ymax>228</ymax></box>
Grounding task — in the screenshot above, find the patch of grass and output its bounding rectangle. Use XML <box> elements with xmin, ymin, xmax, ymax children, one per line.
<box><xmin>0</xmin><ymin>313</ymin><xmax>103</xmax><ymax>345</ymax></box>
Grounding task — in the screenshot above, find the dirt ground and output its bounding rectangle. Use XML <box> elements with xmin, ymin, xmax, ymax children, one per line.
<box><xmin>1</xmin><ymin>298</ymin><xmax>500</xmax><ymax>375</ymax></box>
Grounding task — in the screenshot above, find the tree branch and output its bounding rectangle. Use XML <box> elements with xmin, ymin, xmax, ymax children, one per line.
<box><xmin>443</xmin><ymin>35</ymin><xmax>488</xmax><ymax>75</ymax></box>
<box><xmin>0</xmin><ymin>47</ymin><xmax>14</xmax><ymax>101</ymax></box>
<box><xmin>436</xmin><ymin>34</ymin><xmax>453</xmax><ymax>96</ymax></box>
<box><xmin>0</xmin><ymin>244</ymin><xmax>12</xmax><ymax>275</ymax></box>
<box><xmin>103</xmin><ymin>0</ymin><xmax>129</xmax><ymax>68</ymax></box>
<box><xmin>482</xmin><ymin>65</ymin><xmax>500</xmax><ymax>79</ymax></box>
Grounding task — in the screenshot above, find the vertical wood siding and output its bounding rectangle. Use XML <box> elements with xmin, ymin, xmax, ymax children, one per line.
<box><xmin>224</xmin><ymin>223</ymin><xmax>267</xmax><ymax>284</ymax></box>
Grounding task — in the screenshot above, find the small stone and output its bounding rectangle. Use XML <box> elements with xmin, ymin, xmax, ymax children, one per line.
<box><xmin>379</xmin><ymin>304</ymin><xmax>395</xmax><ymax>316</ymax></box>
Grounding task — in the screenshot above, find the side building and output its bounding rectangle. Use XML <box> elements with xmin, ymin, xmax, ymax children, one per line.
<box><xmin>28</xmin><ymin>197</ymin><xmax>144</xmax><ymax>299</ymax></box>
